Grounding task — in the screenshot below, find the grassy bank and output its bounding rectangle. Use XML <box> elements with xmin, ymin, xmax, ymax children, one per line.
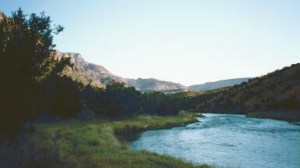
<box><xmin>247</xmin><ymin>110</ymin><xmax>300</xmax><ymax>122</ymax></box>
<box><xmin>1</xmin><ymin>112</ymin><xmax>211</xmax><ymax>168</ymax></box>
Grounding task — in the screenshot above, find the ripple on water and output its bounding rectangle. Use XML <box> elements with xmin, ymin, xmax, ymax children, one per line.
<box><xmin>130</xmin><ymin>113</ymin><xmax>300</xmax><ymax>168</ymax></box>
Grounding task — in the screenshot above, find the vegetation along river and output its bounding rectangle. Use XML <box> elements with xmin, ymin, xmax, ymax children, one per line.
<box><xmin>130</xmin><ymin>114</ymin><xmax>300</xmax><ymax>168</ymax></box>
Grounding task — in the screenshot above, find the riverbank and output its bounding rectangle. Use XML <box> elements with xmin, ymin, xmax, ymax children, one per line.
<box><xmin>114</xmin><ymin>111</ymin><xmax>204</xmax><ymax>142</ymax></box>
<box><xmin>247</xmin><ymin>110</ymin><xmax>300</xmax><ymax>122</ymax></box>
<box><xmin>0</xmin><ymin>112</ymin><xmax>210</xmax><ymax>168</ymax></box>
<box><xmin>130</xmin><ymin>113</ymin><xmax>300</xmax><ymax>168</ymax></box>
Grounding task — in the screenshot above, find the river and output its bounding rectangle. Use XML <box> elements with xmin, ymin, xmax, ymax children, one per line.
<box><xmin>130</xmin><ymin>114</ymin><xmax>300</xmax><ymax>168</ymax></box>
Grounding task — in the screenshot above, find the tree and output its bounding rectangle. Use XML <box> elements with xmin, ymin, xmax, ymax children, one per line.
<box><xmin>46</xmin><ymin>76</ymin><xmax>82</xmax><ymax>118</ymax></box>
<box><xmin>93</xmin><ymin>81</ymin><xmax>142</xmax><ymax>118</ymax></box>
<box><xmin>0</xmin><ymin>8</ymin><xmax>64</xmax><ymax>138</ymax></box>
<box><xmin>142</xmin><ymin>92</ymin><xmax>180</xmax><ymax>116</ymax></box>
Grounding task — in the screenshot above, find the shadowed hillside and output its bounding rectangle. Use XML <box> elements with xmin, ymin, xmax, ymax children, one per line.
<box><xmin>193</xmin><ymin>64</ymin><xmax>300</xmax><ymax>116</ymax></box>
<box><xmin>189</xmin><ymin>78</ymin><xmax>251</xmax><ymax>91</ymax></box>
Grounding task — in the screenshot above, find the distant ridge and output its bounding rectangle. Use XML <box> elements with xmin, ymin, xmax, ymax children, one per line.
<box><xmin>126</xmin><ymin>78</ymin><xmax>187</xmax><ymax>93</ymax></box>
<box><xmin>55</xmin><ymin>51</ymin><xmax>187</xmax><ymax>92</ymax></box>
<box><xmin>55</xmin><ymin>51</ymin><xmax>256</xmax><ymax>93</ymax></box>
<box><xmin>188</xmin><ymin>78</ymin><xmax>252</xmax><ymax>91</ymax></box>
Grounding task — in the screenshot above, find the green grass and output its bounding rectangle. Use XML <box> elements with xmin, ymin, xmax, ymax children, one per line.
<box><xmin>5</xmin><ymin>112</ymin><xmax>211</xmax><ymax>168</ymax></box>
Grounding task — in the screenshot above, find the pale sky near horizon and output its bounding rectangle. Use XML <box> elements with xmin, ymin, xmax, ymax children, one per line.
<box><xmin>1</xmin><ymin>0</ymin><xmax>299</xmax><ymax>85</ymax></box>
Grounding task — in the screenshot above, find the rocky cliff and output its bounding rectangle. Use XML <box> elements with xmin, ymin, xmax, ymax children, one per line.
<box><xmin>56</xmin><ymin>51</ymin><xmax>187</xmax><ymax>92</ymax></box>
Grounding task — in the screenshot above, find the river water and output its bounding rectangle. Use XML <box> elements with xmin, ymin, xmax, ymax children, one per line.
<box><xmin>130</xmin><ymin>114</ymin><xmax>300</xmax><ymax>168</ymax></box>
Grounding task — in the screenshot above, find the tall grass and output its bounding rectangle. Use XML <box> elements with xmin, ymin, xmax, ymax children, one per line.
<box><xmin>0</xmin><ymin>112</ymin><xmax>211</xmax><ymax>168</ymax></box>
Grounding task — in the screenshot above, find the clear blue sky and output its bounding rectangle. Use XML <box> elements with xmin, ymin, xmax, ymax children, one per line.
<box><xmin>1</xmin><ymin>0</ymin><xmax>299</xmax><ymax>85</ymax></box>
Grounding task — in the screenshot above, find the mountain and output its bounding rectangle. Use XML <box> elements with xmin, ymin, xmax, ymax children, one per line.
<box><xmin>193</xmin><ymin>63</ymin><xmax>300</xmax><ymax>120</ymax></box>
<box><xmin>188</xmin><ymin>78</ymin><xmax>252</xmax><ymax>91</ymax></box>
<box><xmin>0</xmin><ymin>12</ymin><xmax>4</xmax><ymax>20</ymax></box>
<box><xmin>56</xmin><ymin>52</ymin><xmax>187</xmax><ymax>92</ymax></box>
<box><xmin>54</xmin><ymin>52</ymin><xmax>105</xmax><ymax>88</ymax></box>
<box><xmin>127</xmin><ymin>78</ymin><xmax>187</xmax><ymax>93</ymax></box>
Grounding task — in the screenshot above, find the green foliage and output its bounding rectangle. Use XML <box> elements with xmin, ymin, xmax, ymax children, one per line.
<box><xmin>142</xmin><ymin>91</ymin><xmax>179</xmax><ymax>115</ymax></box>
<box><xmin>0</xmin><ymin>112</ymin><xmax>209</xmax><ymax>168</ymax></box>
<box><xmin>82</xmin><ymin>81</ymin><xmax>142</xmax><ymax>118</ymax></box>
<box><xmin>81</xmin><ymin>82</ymin><xmax>183</xmax><ymax>119</ymax></box>
<box><xmin>44</xmin><ymin>75</ymin><xmax>82</xmax><ymax>117</ymax></box>
<box><xmin>0</xmin><ymin>9</ymin><xmax>81</xmax><ymax>139</ymax></box>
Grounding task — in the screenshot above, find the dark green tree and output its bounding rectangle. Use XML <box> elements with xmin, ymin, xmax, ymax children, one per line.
<box><xmin>46</xmin><ymin>76</ymin><xmax>82</xmax><ymax>118</ymax></box>
<box><xmin>142</xmin><ymin>92</ymin><xmax>179</xmax><ymax>116</ymax></box>
<box><xmin>0</xmin><ymin>8</ymin><xmax>65</xmax><ymax>138</ymax></box>
<box><xmin>98</xmin><ymin>81</ymin><xmax>142</xmax><ymax>118</ymax></box>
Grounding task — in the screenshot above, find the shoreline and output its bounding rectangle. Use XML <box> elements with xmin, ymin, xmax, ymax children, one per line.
<box><xmin>114</xmin><ymin>112</ymin><xmax>202</xmax><ymax>143</ymax></box>
<box><xmin>246</xmin><ymin>110</ymin><xmax>300</xmax><ymax>122</ymax></box>
<box><xmin>0</xmin><ymin>112</ymin><xmax>210</xmax><ymax>168</ymax></box>
<box><xmin>197</xmin><ymin>111</ymin><xmax>300</xmax><ymax>122</ymax></box>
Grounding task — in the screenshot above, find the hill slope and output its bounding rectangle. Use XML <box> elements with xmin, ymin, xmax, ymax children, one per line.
<box><xmin>193</xmin><ymin>64</ymin><xmax>300</xmax><ymax>116</ymax></box>
<box><xmin>127</xmin><ymin>78</ymin><xmax>187</xmax><ymax>93</ymax></box>
<box><xmin>189</xmin><ymin>78</ymin><xmax>251</xmax><ymax>91</ymax></box>
<box><xmin>56</xmin><ymin>52</ymin><xmax>187</xmax><ymax>92</ymax></box>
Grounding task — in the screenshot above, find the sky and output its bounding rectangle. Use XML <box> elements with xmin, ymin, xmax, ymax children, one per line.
<box><xmin>1</xmin><ymin>0</ymin><xmax>299</xmax><ymax>85</ymax></box>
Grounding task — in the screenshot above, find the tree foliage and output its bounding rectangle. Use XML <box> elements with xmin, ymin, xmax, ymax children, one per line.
<box><xmin>82</xmin><ymin>82</ymin><xmax>181</xmax><ymax>119</ymax></box>
<box><xmin>0</xmin><ymin>9</ymin><xmax>82</xmax><ymax>139</ymax></box>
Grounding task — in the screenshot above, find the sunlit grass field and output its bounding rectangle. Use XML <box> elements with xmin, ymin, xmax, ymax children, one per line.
<box><xmin>2</xmin><ymin>112</ymin><xmax>211</xmax><ymax>168</ymax></box>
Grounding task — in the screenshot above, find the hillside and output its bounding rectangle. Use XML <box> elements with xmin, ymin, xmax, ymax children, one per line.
<box><xmin>188</xmin><ymin>78</ymin><xmax>251</xmax><ymax>91</ymax></box>
<box><xmin>57</xmin><ymin>52</ymin><xmax>187</xmax><ymax>92</ymax></box>
<box><xmin>54</xmin><ymin>52</ymin><xmax>104</xmax><ymax>88</ymax></box>
<box><xmin>127</xmin><ymin>78</ymin><xmax>187</xmax><ymax>93</ymax></box>
<box><xmin>57</xmin><ymin>52</ymin><xmax>252</xmax><ymax>93</ymax></box>
<box><xmin>0</xmin><ymin>12</ymin><xmax>4</xmax><ymax>20</ymax></box>
<box><xmin>193</xmin><ymin>64</ymin><xmax>300</xmax><ymax>118</ymax></box>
